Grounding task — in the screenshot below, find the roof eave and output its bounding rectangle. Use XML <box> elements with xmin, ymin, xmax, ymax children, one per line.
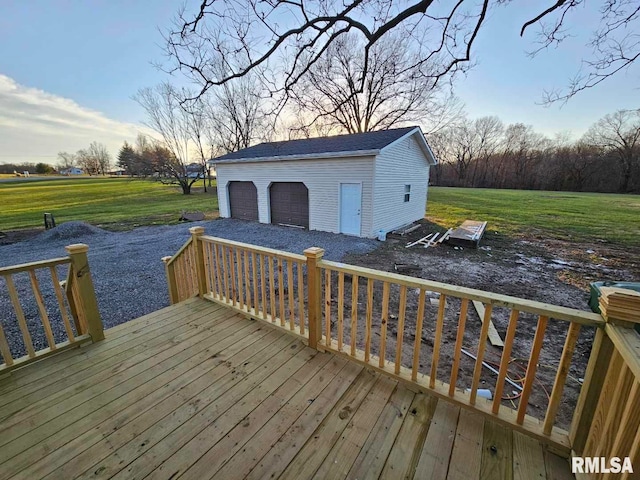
<box><xmin>209</xmin><ymin>149</ymin><xmax>380</xmax><ymax>165</ymax></box>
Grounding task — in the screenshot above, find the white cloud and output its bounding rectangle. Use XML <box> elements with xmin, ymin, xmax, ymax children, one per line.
<box><xmin>0</xmin><ymin>74</ymin><xmax>153</xmax><ymax>164</ymax></box>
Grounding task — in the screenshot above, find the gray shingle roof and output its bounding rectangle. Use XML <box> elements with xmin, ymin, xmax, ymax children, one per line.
<box><xmin>212</xmin><ymin>126</ymin><xmax>419</xmax><ymax>163</ymax></box>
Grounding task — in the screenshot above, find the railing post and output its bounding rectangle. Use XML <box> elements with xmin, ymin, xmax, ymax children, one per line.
<box><xmin>304</xmin><ymin>247</ymin><xmax>324</xmax><ymax>350</ymax></box>
<box><xmin>190</xmin><ymin>226</ymin><xmax>208</xmax><ymax>297</ymax></box>
<box><xmin>162</xmin><ymin>256</ymin><xmax>179</xmax><ymax>305</ymax></box>
<box><xmin>65</xmin><ymin>243</ymin><xmax>104</xmax><ymax>342</ymax></box>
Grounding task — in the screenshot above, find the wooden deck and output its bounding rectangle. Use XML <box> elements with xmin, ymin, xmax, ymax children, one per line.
<box><xmin>0</xmin><ymin>298</ymin><xmax>575</xmax><ymax>480</ymax></box>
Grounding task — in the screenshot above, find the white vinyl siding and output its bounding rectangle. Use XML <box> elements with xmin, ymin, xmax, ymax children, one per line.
<box><xmin>216</xmin><ymin>157</ymin><xmax>375</xmax><ymax>236</ymax></box>
<box><xmin>372</xmin><ymin>135</ymin><xmax>430</xmax><ymax>235</ymax></box>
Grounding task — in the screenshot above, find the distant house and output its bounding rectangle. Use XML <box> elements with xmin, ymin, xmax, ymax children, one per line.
<box><xmin>108</xmin><ymin>169</ymin><xmax>127</xmax><ymax>176</ymax></box>
<box><xmin>60</xmin><ymin>167</ymin><xmax>84</xmax><ymax>176</ymax></box>
<box><xmin>210</xmin><ymin>126</ymin><xmax>437</xmax><ymax>238</ymax></box>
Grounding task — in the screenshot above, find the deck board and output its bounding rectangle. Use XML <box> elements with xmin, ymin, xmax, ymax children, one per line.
<box><xmin>0</xmin><ymin>298</ymin><xmax>575</xmax><ymax>480</ymax></box>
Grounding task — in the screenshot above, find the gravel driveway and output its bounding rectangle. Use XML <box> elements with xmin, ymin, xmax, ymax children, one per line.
<box><xmin>0</xmin><ymin>219</ymin><xmax>378</xmax><ymax>357</ymax></box>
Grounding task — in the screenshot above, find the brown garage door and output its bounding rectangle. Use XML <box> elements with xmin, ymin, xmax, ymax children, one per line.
<box><xmin>269</xmin><ymin>182</ymin><xmax>309</xmax><ymax>228</ymax></box>
<box><xmin>228</xmin><ymin>181</ymin><xmax>258</xmax><ymax>221</ymax></box>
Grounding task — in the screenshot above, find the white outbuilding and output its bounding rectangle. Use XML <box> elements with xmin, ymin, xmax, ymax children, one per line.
<box><xmin>211</xmin><ymin>126</ymin><xmax>437</xmax><ymax>238</ymax></box>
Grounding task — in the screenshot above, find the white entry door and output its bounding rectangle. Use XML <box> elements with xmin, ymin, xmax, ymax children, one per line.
<box><xmin>340</xmin><ymin>183</ymin><xmax>362</xmax><ymax>236</ymax></box>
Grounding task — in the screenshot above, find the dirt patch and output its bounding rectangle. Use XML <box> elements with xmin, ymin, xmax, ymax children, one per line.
<box><xmin>338</xmin><ymin>220</ymin><xmax>639</xmax><ymax>431</ymax></box>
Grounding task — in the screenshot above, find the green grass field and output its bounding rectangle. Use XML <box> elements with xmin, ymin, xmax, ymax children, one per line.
<box><xmin>0</xmin><ymin>178</ymin><xmax>218</xmax><ymax>230</ymax></box>
<box><xmin>427</xmin><ymin>187</ymin><xmax>640</xmax><ymax>248</ymax></box>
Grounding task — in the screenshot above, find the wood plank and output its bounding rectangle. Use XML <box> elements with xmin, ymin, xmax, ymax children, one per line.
<box><xmin>269</xmin><ymin>255</ymin><xmax>276</xmax><ymax>321</ymax></box>
<box><xmin>29</xmin><ymin>270</ymin><xmax>56</xmax><ymax>350</ymax></box>
<box><xmin>244</xmin><ymin>249</ymin><xmax>252</xmax><ymax>310</ymax></box>
<box><xmin>364</xmin><ymin>278</ymin><xmax>374</xmax><ymax>363</ymax></box>
<box><xmin>0</xmin><ymin>257</ymin><xmax>70</xmax><ymax>276</ymax></box>
<box><xmin>470</xmin><ymin>303</ymin><xmax>493</xmax><ymax>404</ymax></box>
<box><xmin>311</xmin><ymin>376</ymin><xmax>398</xmax><ymax>480</ymax></box>
<box><xmin>260</xmin><ymin>254</ymin><xmax>268</xmax><ymax>320</ymax></box>
<box><xmin>278</xmin><ymin>257</ymin><xmax>285</xmax><ymax>327</ymax></box>
<box><xmin>200</xmin><ymin>235</ymin><xmax>306</xmax><ymax>263</ymax></box>
<box><xmin>229</xmin><ymin>247</ymin><xmax>237</xmax><ymax>307</ymax></box>
<box><xmin>0</xmin><ymin>322</ymin><xmax>13</xmax><ymax>366</ymax></box>
<box><xmin>480</xmin><ymin>420</ymin><xmax>513</xmax><ymax>480</ymax></box>
<box><xmin>430</xmin><ymin>294</ymin><xmax>447</xmax><ymax>388</ymax></box>
<box><xmin>512</xmin><ymin>431</ymin><xmax>545</xmax><ymax>480</ymax></box>
<box><xmin>227</xmin><ymin>363</ymin><xmax>364</xmax><ymax>480</ymax></box>
<box><xmin>414</xmin><ymin>399</ymin><xmax>461</xmax><ymax>480</ymax></box>
<box><xmin>237</xmin><ymin>248</ymin><xmax>245</xmax><ymax>309</ymax></box>
<box><xmin>4</xmin><ymin>323</ymin><xmax>285</xmax><ymax>480</ymax></box>
<box><xmin>350</xmin><ymin>274</ymin><xmax>359</xmax><ymax>356</ymax></box>
<box><xmin>276</xmin><ymin>368</ymin><xmax>378</xmax><ymax>480</ymax></box>
<box><xmin>381</xmin><ymin>393</ymin><xmax>438</xmax><ymax>479</ymax></box>
<box><xmin>449</xmin><ymin>299</ymin><xmax>469</xmax><ymax>397</ymax></box>
<box><xmin>54</xmin><ymin>337</ymin><xmax>314</xmax><ymax>480</ymax></box>
<box><xmin>145</xmin><ymin>347</ymin><xmax>342</xmax><ymax>480</ymax></box>
<box><xmin>346</xmin><ymin>385</ymin><xmax>415</xmax><ymax>480</ymax></box>
<box><xmin>543</xmin><ymin>450</ymin><xmax>574</xmax><ymax>480</ymax></box>
<box><xmin>3</xmin><ymin>274</ymin><xmax>35</xmax><ymax>358</ymax></box>
<box><xmin>473</xmin><ymin>300</ymin><xmax>504</xmax><ymax>348</ymax></box>
<box><xmin>608</xmin><ymin>380</ymin><xmax>640</xmax><ymax>462</ymax></box>
<box><xmin>221</xmin><ymin>245</ymin><xmax>230</xmax><ymax>302</ymax></box>
<box><xmin>446</xmin><ymin>409</ymin><xmax>484</xmax><ymax>480</ymax></box>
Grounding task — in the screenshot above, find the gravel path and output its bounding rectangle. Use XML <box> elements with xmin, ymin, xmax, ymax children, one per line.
<box><xmin>0</xmin><ymin>219</ymin><xmax>378</xmax><ymax>358</ymax></box>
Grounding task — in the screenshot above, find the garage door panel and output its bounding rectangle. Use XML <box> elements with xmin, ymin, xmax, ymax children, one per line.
<box><xmin>270</xmin><ymin>182</ymin><xmax>309</xmax><ymax>228</ymax></box>
<box><xmin>228</xmin><ymin>181</ymin><xmax>258</xmax><ymax>221</ymax></box>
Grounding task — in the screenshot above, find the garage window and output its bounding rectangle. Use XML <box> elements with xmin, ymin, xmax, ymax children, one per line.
<box><xmin>404</xmin><ymin>184</ymin><xmax>411</xmax><ymax>202</ymax></box>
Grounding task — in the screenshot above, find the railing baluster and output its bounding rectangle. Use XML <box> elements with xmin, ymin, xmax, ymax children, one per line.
<box><xmin>412</xmin><ymin>289</ymin><xmax>426</xmax><ymax>381</ymax></box>
<box><xmin>251</xmin><ymin>252</ymin><xmax>258</xmax><ymax>316</ymax></box>
<box><xmin>236</xmin><ymin>248</ymin><xmax>245</xmax><ymax>309</ymax></box>
<box><xmin>287</xmin><ymin>260</ymin><xmax>295</xmax><ymax>330</ymax></box>
<box><xmin>337</xmin><ymin>272</ymin><xmax>344</xmax><ymax>351</ymax></box>
<box><xmin>429</xmin><ymin>293</ymin><xmax>447</xmax><ymax>388</ymax></box>
<box><xmin>325</xmin><ymin>269</ymin><xmax>331</xmax><ymax>346</ymax></box>
<box><xmin>243</xmin><ymin>250</ymin><xmax>251</xmax><ymax>311</ymax></box>
<box><xmin>0</xmin><ymin>323</ymin><xmax>13</xmax><ymax>366</ymax></box>
<box><xmin>350</xmin><ymin>274</ymin><xmax>359</xmax><ymax>356</ymax></box>
<box><xmin>221</xmin><ymin>245</ymin><xmax>230</xmax><ymax>303</ymax></box>
<box><xmin>29</xmin><ymin>270</ymin><xmax>56</xmax><ymax>350</ymax></box>
<box><xmin>395</xmin><ymin>285</ymin><xmax>407</xmax><ymax>375</ymax></box>
<box><xmin>449</xmin><ymin>298</ymin><xmax>469</xmax><ymax>397</ymax></box>
<box><xmin>364</xmin><ymin>278</ymin><xmax>374</xmax><ymax>363</ymax></box>
<box><xmin>492</xmin><ymin>309</ymin><xmax>520</xmax><ymax>414</ymax></box>
<box><xmin>297</xmin><ymin>262</ymin><xmax>305</xmax><ymax>335</ymax></box>
<box><xmin>260</xmin><ymin>254</ymin><xmax>267</xmax><ymax>320</ymax></box>
<box><xmin>470</xmin><ymin>303</ymin><xmax>493</xmax><ymax>405</ymax></box>
<box><xmin>609</xmin><ymin>380</ymin><xmax>640</xmax><ymax>465</ymax></box>
<box><xmin>269</xmin><ymin>256</ymin><xmax>276</xmax><ymax>322</ymax></box>
<box><xmin>379</xmin><ymin>282</ymin><xmax>390</xmax><ymax>368</ymax></box>
<box><xmin>516</xmin><ymin>315</ymin><xmax>549</xmax><ymax>424</ymax></box>
<box><xmin>543</xmin><ymin>321</ymin><xmax>581</xmax><ymax>434</ymax></box>
<box><xmin>4</xmin><ymin>274</ymin><xmax>35</xmax><ymax>358</ymax></box>
<box><xmin>50</xmin><ymin>266</ymin><xmax>75</xmax><ymax>342</ymax></box>
<box><xmin>229</xmin><ymin>248</ymin><xmax>237</xmax><ymax>307</ymax></box>
<box><xmin>278</xmin><ymin>258</ymin><xmax>285</xmax><ymax>327</ymax></box>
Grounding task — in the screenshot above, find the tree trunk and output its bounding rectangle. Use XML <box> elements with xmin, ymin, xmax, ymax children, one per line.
<box><xmin>180</xmin><ymin>181</ymin><xmax>192</xmax><ymax>195</ymax></box>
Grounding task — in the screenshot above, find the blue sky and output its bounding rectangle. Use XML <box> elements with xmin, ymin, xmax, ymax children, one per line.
<box><xmin>0</xmin><ymin>1</ymin><xmax>638</xmax><ymax>164</ymax></box>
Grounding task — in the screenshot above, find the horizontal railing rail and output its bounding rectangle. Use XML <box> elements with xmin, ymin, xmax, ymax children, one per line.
<box><xmin>0</xmin><ymin>244</ymin><xmax>103</xmax><ymax>373</ymax></box>
<box><xmin>164</xmin><ymin>226</ymin><xmax>640</xmax><ymax>462</ymax></box>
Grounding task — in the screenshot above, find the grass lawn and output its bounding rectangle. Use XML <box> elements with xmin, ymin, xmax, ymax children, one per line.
<box><xmin>427</xmin><ymin>187</ymin><xmax>640</xmax><ymax>248</ymax></box>
<box><xmin>0</xmin><ymin>178</ymin><xmax>218</xmax><ymax>230</ymax></box>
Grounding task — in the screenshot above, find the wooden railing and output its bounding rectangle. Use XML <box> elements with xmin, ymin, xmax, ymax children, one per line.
<box><xmin>164</xmin><ymin>227</ymin><xmax>640</xmax><ymax>464</ymax></box>
<box><xmin>0</xmin><ymin>243</ymin><xmax>103</xmax><ymax>373</ymax></box>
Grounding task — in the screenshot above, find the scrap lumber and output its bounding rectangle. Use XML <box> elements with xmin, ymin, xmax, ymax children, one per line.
<box><xmin>599</xmin><ymin>287</ymin><xmax>640</xmax><ymax>324</ymax></box>
<box><xmin>447</xmin><ymin>220</ymin><xmax>488</xmax><ymax>248</ymax></box>
<box><xmin>424</xmin><ymin>232</ymin><xmax>440</xmax><ymax>248</ymax></box>
<box><xmin>437</xmin><ymin>228</ymin><xmax>452</xmax><ymax>244</ymax></box>
<box><xmin>392</xmin><ymin>223</ymin><xmax>421</xmax><ymax>236</ymax></box>
<box><xmin>394</xmin><ymin>263</ymin><xmax>422</xmax><ymax>273</ymax></box>
<box><xmin>406</xmin><ymin>233</ymin><xmax>434</xmax><ymax>248</ymax></box>
<box><xmin>472</xmin><ymin>300</ymin><xmax>504</xmax><ymax>347</ymax></box>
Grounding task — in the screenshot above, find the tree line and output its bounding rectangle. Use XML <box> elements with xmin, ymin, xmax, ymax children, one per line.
<box><xmin>57</xmin><ymin>141</ymin><xmax>112</xmax><ymax>175</ymax></box>
<box><xmin>430</xmin><ymin>109</ymin><xmax>640</xmax><ymax>193</ymax></box>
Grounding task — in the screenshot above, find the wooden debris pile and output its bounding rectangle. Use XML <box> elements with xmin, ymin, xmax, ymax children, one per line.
<box><xmin>599</xmin><ymin>287</ymin><xmax>640</xmax><ymax>324</ymax></box>
<box><xmin>405</xmin><ymin>230</ymin><xmax>451</xmax><ymax>249</ymax></box>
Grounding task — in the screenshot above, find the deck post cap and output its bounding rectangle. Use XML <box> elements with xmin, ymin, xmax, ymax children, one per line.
<box><xmin>304</xmin><ymin>247</ymin><xmax>325</xmax><ymax>258</ymax></box>
<box><xmin>189</xmin><ymin>226</ymin><xmax>205</xmax><ymax>235</ymax></box>
<box><xmin>65</xmin><ymin>243</ymin><xmax>89</xmax><ymax>254</ymax></box>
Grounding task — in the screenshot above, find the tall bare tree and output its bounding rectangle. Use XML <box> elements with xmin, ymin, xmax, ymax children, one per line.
<box><xmin>164</xmin><ymin>1</ymin><xmax>637</xmax><ymax>105</ymax></box>
<box><xmin>288</xmin><ymin>33</ymin><xmax>453</xmax><ymax>133</ymax></box>
<box><xmin>583</xmin><ymin>109</ymin><xmax>640</xmax><ymax>193</ymax></box>
<box><xmin>134</xmin><ymin>83</ymin><xmax>200</xmax><ymax>194</ymax></box>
